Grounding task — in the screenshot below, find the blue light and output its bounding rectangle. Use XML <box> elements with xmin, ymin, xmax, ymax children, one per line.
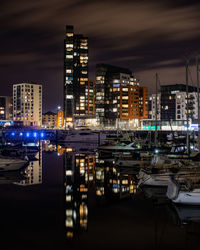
<box><xmin>41</xmin><ymin>132</ymin><xmax>44</xmax><ymax>138</ymax></box>
<box><xmin>33</xmin><ymin>132</ymin><xmax>37</xmax><ymax>137</ymax></box>
<box><xmin>26</xmin><ymin>132</ymin><xmax>30</xmax><ymax>137</ymax></box>
<box><xmin>11</xmin><ymin>132</ymin><xmax>15</xmax><ymax>136</ymax></box>
<box><xmin>20</xmin><ymin>132</ymin><xmax>23</xmax><ymax>136</ymax></box>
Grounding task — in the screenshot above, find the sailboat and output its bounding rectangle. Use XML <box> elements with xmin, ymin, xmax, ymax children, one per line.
<box><xmin>166</xmin><ymin>55</ymin><xmax>200</xmax><ymax>205</ymax></box>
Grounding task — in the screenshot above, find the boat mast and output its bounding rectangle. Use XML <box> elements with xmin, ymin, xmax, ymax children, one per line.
<box><xmin>196</xmin><ymin>55</ymin><xmax>200</xmax><ymax>149</ymax></box>
<box><xmin>155</xmin><ymin>73</ymin><xmax>158</xmax><ymax>148</ymax></box>
<box><xmin>186</xmin><ymin>59</ymin><xmax>190</xmax><ymax>155</ymax></box>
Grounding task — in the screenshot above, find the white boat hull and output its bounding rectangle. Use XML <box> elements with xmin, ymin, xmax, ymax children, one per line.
<box><xmin>167</xmin><ymin>179</ymin><xmax>200</xmax><ymax>205</ymax></box>
<box><xmin>137</xmin><ymin>170</ymin><xmax>172</xmax><ymax>187</ymax></box>
<box><xmin>172</xmin><ymin>189</ymin><xmax>200</xmax><ymax>205</ymax></box>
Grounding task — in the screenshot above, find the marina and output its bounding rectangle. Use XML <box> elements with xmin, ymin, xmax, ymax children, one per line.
<box><xmin>1</xmin><ymin>1</ymin><xmax>200</xmax><ymax>249</ymax></box>
<box><xmin>0</xmin><ymin>137</ymin><xmax>200</xmax><ymax>249</ymax></box>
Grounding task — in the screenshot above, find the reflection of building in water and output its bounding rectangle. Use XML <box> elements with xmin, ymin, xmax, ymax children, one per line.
<box><xmin>65</xmin><ymin>152</ymin><xmax>95</xmax><ymax>240</ymax></box>
<box><xmin>15</xmin><ymin>148</ymin><xmax>42</xmax><ymax>186</ymax></box>
<box><xmin>96</xmin><ymin>159</ymin><xmax>137</xmax><ymax>200</ymax></box>
<box><xmin>64</xmin><ymin>151</ymin><xmax>137</xmax><ymax>239</ymax></box>
<box><xmin>42</xmin><ymin>142</ymin><xmax>57</xmax><ymax>152</ymax></box>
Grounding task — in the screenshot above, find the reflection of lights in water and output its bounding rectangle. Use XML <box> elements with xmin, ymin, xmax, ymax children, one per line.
<box><xmin>73</xmin><ymin>211</ymin><xmax>77</xmax><ymax>220</ymax></box>
<box><xmin>113</xmin><ymin>188</ymin><xmax>119</xmax><ymax>193</ymax></box>
<box><xmin>66</xmin><ymin>148</ymin><xmax>73</xmax><ymax>152</ymax></box>
<box><xmin>66</xmin><ymin>232</ymin><xmax>73</xmax><ymax>238</ymax></box>
<box><xmin>66</xmin><ymin>209</ymin><xmax>73</xmax><ymax>216</ymax></box>
<box><xmin>122</xmin><ymin>179</ymin><xmax>128</xmax><ymax>185</ymax></box>
<box><xmin>65</xmin><ymin>218</ymin><xmax>73</xmax><ymax>228</ymax></box>
<box><xmin>96</xmin><ymin>188</ymin><xmax>104</xmax><ymax>196</ymax></box>
<box><xmin>81</xmin><ymin>194</ymin><xmax>87</xmax><ymax>200</ymax></box>
<box><xmin>89</xmin><ymin>175</ymin><xmax>93</xmax><ymax>181</ymax></box>
<box><xmin>66</xmin><ymin>195</ymin><xmax>72</xmax><ymax>202</ymax></box>
<box><xmin>80</xmin><ymin>167</ymin><xmax>85</xmax><ymax>174</ymax></box>
<box><xmin>80</xmin><ymin>185</ymin><xmax>88</xmax><ymax>192</ymax></box>
<box><xmin>80</xmin><ymin>203</ymin><xmax>88</xmax><ymax>229</ymax></box>
<box><xmin>66</xmin><ymin>185</ymin><xmax>72</xmax><ymax>192</ymax></box>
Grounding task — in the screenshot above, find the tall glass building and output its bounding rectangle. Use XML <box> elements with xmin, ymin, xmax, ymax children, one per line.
<box><xmin>64</xmin><ymin>25</ymin><xmax>88</xmax><ymax>121</ymax></box>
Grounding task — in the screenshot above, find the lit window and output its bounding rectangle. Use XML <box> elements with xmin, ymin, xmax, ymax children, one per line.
<box><xmin>66</xmin><ymin>33</ymin><xmax>73</xmax><ymax>37</ymax></box>
<box><xmin>66</xmin><ymin>55</ymin><xmax>73</xmax><ymax>59</ymax></box>
<box><xmin>66</xmin><ymin>44</ymin><xmax>73</xmax><ymax>48</ymax></box>
<box><xmin>66</xmin><ymin>95</ymin><xmax>73</xmax><ymax>99</ymax></box>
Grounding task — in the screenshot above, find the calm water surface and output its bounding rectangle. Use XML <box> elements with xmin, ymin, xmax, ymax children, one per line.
<box><xmin>0</xmin><ymin>144</ymin><xmax>200</xmax><ymax>250</ymax></box>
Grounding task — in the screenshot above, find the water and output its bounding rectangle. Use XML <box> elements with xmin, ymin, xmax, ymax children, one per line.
<box><xmin>0</xmin><ymin>143</ymin><xmax>200</xmax><ymax>250</ymax></box>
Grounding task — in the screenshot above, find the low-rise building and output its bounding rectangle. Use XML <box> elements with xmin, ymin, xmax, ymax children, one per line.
<box><xmin>42</xmin><ymin>111</ymin><xmax>57</xmax><ymax>128</ymax></box>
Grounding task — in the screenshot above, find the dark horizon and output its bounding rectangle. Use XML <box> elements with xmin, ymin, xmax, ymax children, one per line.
<box><xmin>1</xmin><ymin>0</ymin><xmax>200</xmax><ymax>112</ymax></box>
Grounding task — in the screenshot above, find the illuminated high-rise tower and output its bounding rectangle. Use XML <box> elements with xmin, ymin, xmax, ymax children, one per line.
<box><xmin>64</xmin><ymin>25</ymin><xmax>88</xmax><ymax>122</ymax></box>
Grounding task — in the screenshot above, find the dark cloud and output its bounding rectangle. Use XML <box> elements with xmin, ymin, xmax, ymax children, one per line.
<box><xmin>0</xmin><ymin>0</ymin><xmax>200</xmax><ymax>111</ymax></box>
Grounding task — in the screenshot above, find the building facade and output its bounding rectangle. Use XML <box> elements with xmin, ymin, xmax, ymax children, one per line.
<box><xmin>160</xmin><ymin>84</ymin><xmax>197</xmax><ymax>121</ymax></box>
<box><xmin>13</xmin><ymin>83</ymin><xmax>42</xmax><ymax>127</ymax></box>
<box><xmin>144</xmin><ymin>84</ymin><xmax>199</xmax><ymax>130</ymax></box>
<box><xmin>147</xmin><ymin>93</ymin><xmax>161</xmax><ymax>120</ymax></box>
<box><xmin>85</xmin><ymin>80</ymin><xmax>95</xmax><ymax>116</ymax></box>
<box><xmin>64</xmin><ymin>25</ymin><xmax>88</xmax><ymax>120</ymax></box>
<box><xmin>57</xmin><ymin>110</ymin><xmax>64</xmax><ymax>128</ymax></box>
<box><xmin>42</xmin><ymin>111</ymin><xmax>57</xmax><ymax>128</ymax></box>
<box><xmin>0</xmin><ymin>96</ymin><xmax>12</xmax><ymax>120</ymax></box>
<box><xmin>96</xmin><ymin>64</ymin><xmax>148</xmax><ymax>128</ymax></box>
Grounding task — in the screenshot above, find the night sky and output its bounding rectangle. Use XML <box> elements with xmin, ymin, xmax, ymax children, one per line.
<box><xmin>1</xmin><ymin>0</ymin><xmax>200</xmax><ymax>112</ymax></box>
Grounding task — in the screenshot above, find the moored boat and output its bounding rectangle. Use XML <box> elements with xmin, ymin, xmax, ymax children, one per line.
<box><xmin>58</xmin><ymin>129</ymin><xmax>107</xmax><ymax>143</ymax></box>
<box><xmin>167</xmin><ymin>175</ymin><xmax>200</xmax><ymax>205</ymax></box>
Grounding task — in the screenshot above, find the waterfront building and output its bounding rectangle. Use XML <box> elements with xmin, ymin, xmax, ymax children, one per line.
<box><xmin>15</xmin><ymin>149</ymin><xmax>42</xmax><ymax>186</ymax></box>
<box><xmin>0</xmin><ymin>96</ymin><xmax>12</xmax><ymax>120</ymax></box>
<box><xmin>85</xmin><ymin>80</ymin><xmax>95</xmax><ymax>116</ymax></box>
<box><xmin>147</xmin><ymin>94</ymin><xmax>161</xmax><ymax>120</ymax></box>
<box><xmin>13</xmin><ymin>83</ymin><xmax>42</xmax><ymax>127</ymax></box>
<box><xmin>64</xmin><ymin>25</ymin><xmax>88</xmax><ymax>124</ymax></box>
<box><xmin>160</xmin><ymin>84</ymin><xmax>197</xmax><ymax>121</ymax></box>
<box><xmin>96</xmin><ymin>64</ymin><xmax>148</xmax><ymax>128</ymax></box>
<box><xmin>57</xmin><ymin>110</ymin><xmax>64</xmax><ymax>128</ymax></box>
<box><xmin>42</xmin><ymin>111</ymin><xmax>57</xmax><ymax>128</ymax></box>
<box><xmin>143</xmin><ymin>84</ymin><xmax>198</xmax><ymax>131</ymax></box>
